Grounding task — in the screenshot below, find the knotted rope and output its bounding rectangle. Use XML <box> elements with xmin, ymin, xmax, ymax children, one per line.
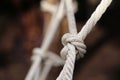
<box><xmin>61</xmin><ymin>33</ymin><xmax>86</xmax><ymax>60</ymax></box>
<box><xmin>25</xmin><ymin>0</ymin><xmax>79</xmax><ymax>79</ymax></box>
<box><xmin>25</xmin><ymin>0</ymin><xmax>112</xmax><ymax>80</ymax></box>
<box><xmin>33</xmin><ymin>48</ymin><xmax>64</xmax><ymax>80</ymax></box>
<box><xmin>25</xmin><ymin>1</ymin><xmax>65</xmax><ymax>80</ymax></box>
<box><xmin>56</xmin><ymin>0</ymin><xmax>112</xmax><ymax>80</ymax></box>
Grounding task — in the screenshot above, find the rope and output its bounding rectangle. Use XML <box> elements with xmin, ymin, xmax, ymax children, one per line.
<box><xmin>41</xmin><ymin>0</ymin><xmax>58</xmax><ymax>14</ymax></box>
<box><xmin>25</xmin><ymin>0</ymin><xmax>112</xmax><ymax>80</ymax></box>
<box><xmin>25</xmin><ymin>0</ymin><xmax>79</xmax><ymax>79</ymax></box>
<box><xmin>33</xmin><ymin>48</ymin><xmax>65</xmax><ymax>80</ymax></box>
<box><xmin>40</xmin><ymin>0</ymin><xmax>78</xmax><ymax>14</ymax></box>
<box><xmin>56</xmin><ymin>0</ymin><xmax>112</xmax><ymax>80</ymax></box>
<box><xmin>25</xmin><ymin>0</ymin><xmax>65</xmax><ymax>80</ymax></box>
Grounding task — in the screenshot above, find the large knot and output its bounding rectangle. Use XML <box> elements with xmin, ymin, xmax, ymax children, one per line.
<box><xmin>61</xmin><ymin>33</ymin><xmax>86</xmax><ymax>60</ymax></box>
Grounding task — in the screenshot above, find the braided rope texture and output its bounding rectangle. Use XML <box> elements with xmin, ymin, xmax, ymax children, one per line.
<box><xmin>57</xmin><ymin>0</ymin><xmax>112</xmax><ymax>80</ymax></box>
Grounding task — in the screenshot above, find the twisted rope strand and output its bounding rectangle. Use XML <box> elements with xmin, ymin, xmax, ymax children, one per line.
<box><xmin>57</xmin><ymin>44</ymin><xmax>76</xmax><ymax>80</ymax></box>
<box><xmin>57</xmin><ymin>0</ymin><xmax>112</xmax><ymax>80</ymax></box>
<box><xmin>25</xmin><ymin>0</ymin><xmax>79</xmax><ymax>79</ymax></box>
<box><xmin>78</xmin><ymin>0</ymin><xmax>112</xmax><ymax>40</ymax></box>
<box><xmin>57</xmin><ymin>0</ymin><xmax>78</xmax><ymax>80</ymax></box>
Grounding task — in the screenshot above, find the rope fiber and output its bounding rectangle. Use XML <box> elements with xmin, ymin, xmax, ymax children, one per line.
<box><xmin>57</xmin><ymin>0</ymin><xmax>112</xmax><ymax>80</ymax></box>
<box><xmin>25</xmin><ymin>0</ymin><xmax>112</xmax><ymax>80</ymax></box>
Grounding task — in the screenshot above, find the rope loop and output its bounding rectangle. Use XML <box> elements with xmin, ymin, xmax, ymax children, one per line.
<box><xmin>61</xmin><ymin>33</ymin><xmax>86</xmax><ymax>60</ymax></box>
<box><xmin>31</xmin><ymin>48</ymin><xmax>45</xmax><ymax>61</ymax></box>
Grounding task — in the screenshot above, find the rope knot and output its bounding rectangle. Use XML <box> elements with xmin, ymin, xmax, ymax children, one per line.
<box><xmin>61</xmin><ymin>33</ymin><xmax>86</xmax><ymax>60</ymax></box>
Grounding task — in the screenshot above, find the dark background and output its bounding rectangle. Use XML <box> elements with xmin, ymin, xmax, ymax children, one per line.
<box><xmin>0</xmin><ymin>0</ymin><xmax>120</xmax><ymax>80</ymax></box>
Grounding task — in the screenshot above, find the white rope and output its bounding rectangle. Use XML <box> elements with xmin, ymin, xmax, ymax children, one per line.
<box><xmin>41</xmin><ymin>0</ymin><xmax>58</xmax><ymax>14</ymax></box>
<box><xmin>34</xmin><ymin>66</ymin><xmax>40</xmax><ymax>80</ymax></box>
<box><xmin>56</xmin><ymin>0</ymin><xmax>78</xmax><ymax>80</ymax></box>
<box><xmin>25</xmin><ymin>1</ymin><xmax>65</xmax><ymax>80</ymax></box>
<box><xmin>29</xmin><ymin>1</ymin><xmax>77</xmax><ymax>80</ymax></box>
<box><xmin>33</xmin><ymin>48</ymin><xmax>65</xmax><ymax>80</ymax></box>
<box><xmin>78</xmin><ymin>0</ymin><xmax>112</xmax><ymax>40</ymax></box>
<box><xmin>25</xmin><ymin>0</ymin><xmax>112</xmax><ymax>80</ymax></box>
<box><xmin>40</xmin><ymin>59</ymin><xmax>53</xmax><ymax>80</ymax></box>
<box><xmin>40</xmin><ymin>0</ymin><xmax>78</xmax><ymax>14</ymax></box>
<box><xmin>57</xmin><ymin>0</ymin><xmax>112</xmax><ymax>80</ymax></box>
<box><xmin>65</xmin><ymin>0</ymin><xmax>77</xmax><ymax>34</ymax></box>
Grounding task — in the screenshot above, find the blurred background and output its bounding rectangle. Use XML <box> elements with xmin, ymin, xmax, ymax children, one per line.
<box><xmin>0</xmin><ymin>0</ymin><xmax>120</xmax><ymax>80</ymax></box>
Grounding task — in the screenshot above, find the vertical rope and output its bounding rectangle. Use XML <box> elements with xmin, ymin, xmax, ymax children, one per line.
<box><xmin>57</xmin><ymin>0</ymin><xmax>77</xmax><ymax>80</ymax></box>
<box><xmin>25</xmin><ymin>1</ymin><xmax>65</xmax><ymax>80</ymax></box>
<box><xmin>57</xmin><ymin>0</ymin><xmax>112</xmax><ymax>80</ymax></box>
<box><xmin>57</xmin><ymin>44</ymin><xmax>76</xmax><ymax>80</ymax></box>
<box><xmin>25</xmin><ymin>0</ymin><xmax>112</xmax><ymax>80</ymax></box>
<box><xmin>40</xmin><ymin>60</ymin><xmax>53</xmax><ymax>80</ymax></box>
<box><xmin>65</xmin><ymin>0</ymin><xmax>77</xmax><ymax>34</ymax></box>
